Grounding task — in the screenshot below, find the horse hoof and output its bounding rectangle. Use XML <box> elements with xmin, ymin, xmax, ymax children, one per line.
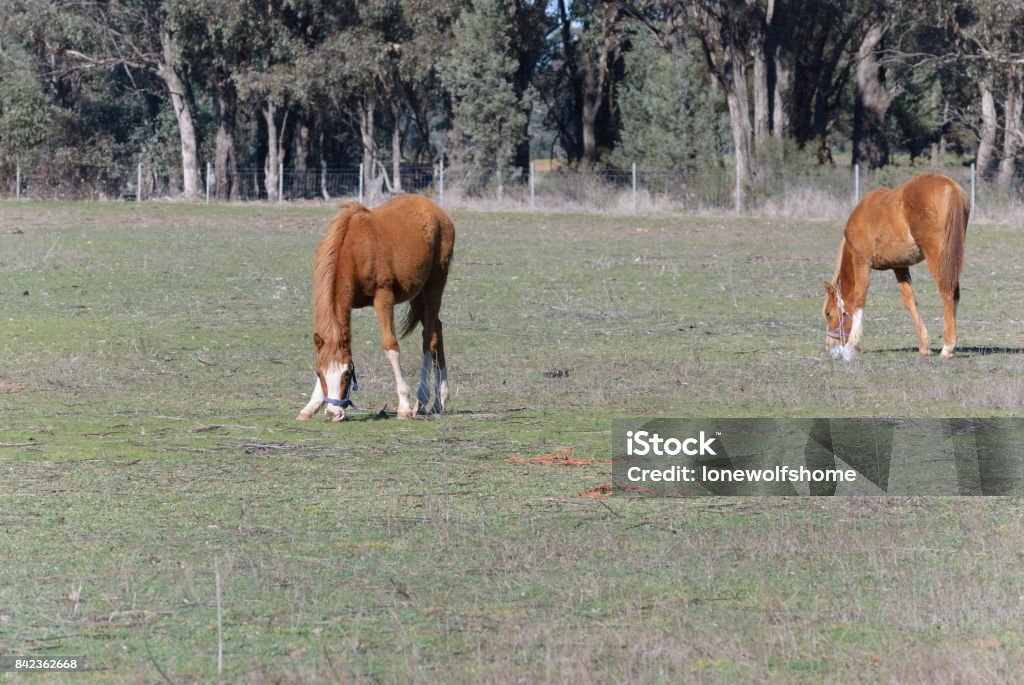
<box><xmin>397</xmin><ymin>408</ymin><xmax>415</xmax><ymax>420</ymax></box>
<box><xmin>919</xmin><ymin>349</ymin><xmax>931</xmax><ymax>356</ymax></box>
<box><xmin>296</xmin><ymin>412</ymin><xmax>311</xmax><ymax>421</ymax></box>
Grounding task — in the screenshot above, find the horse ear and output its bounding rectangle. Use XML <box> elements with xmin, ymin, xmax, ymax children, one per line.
<box><xmin>313</xmin><ymin>333</ymin><xmax>324</xmax><ymax>349</ymax></box>
<box><xmin>823</xmin><ymin>280</ymin><xmax>836</xmax><ymax>296</ymax></box>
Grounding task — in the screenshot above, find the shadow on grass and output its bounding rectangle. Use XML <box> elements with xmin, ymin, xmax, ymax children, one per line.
<box><xmin>873</xmin><ymin>345</ymin><xmax>1024</xmax><ymax>356</ymax></box>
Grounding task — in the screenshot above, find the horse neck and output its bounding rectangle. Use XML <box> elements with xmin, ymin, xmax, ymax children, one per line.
<box><xmin>834</xmin><ymin>239</ymin><xmax>867</xmax><ymax>310</ymax></box>
<box><xmin>313</xmin><ymin>206</ymin><xmax>363</xmax><ymax>368</ymax></box>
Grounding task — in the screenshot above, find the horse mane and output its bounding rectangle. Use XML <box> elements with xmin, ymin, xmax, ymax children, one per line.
<box><xmin>938</xmin><ymin>184</ymin><xmax>969</xmax><ymax>294</ymax></box>
<box><xmin>313</xmin><ymin>203</ymin><xmax>368</xmax><ymax>365</ymax></box>
<box><xmin>830</xmin><ymin>237</ymin><xmax>847</xmax><ymax>286</ymax></box>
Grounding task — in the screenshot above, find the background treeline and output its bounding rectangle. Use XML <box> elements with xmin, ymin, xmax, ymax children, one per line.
<box><xmin>0</xmin><ymin>0</ymin><xmax>1021</xmax><ymax>200</ymax></box>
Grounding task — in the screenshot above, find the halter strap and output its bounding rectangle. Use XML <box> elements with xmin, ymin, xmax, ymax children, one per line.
<box><xmin>325</xmin><ymin>367</ymin><xmax>359</xmax><ymax>409</ymax></box>
<box><xmin>826</xmin><ymin>281</ymin><xmax>852</xmax><ymax>346</ymax></box>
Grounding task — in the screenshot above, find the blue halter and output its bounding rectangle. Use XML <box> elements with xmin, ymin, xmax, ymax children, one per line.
<box><xmin>324</xmin><ymin>367</ymin><xmax>358</xmax><ymax>409</ymax></box>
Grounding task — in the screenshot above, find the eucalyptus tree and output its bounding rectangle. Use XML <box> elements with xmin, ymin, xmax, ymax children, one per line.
<box><xmin>546</xmin><ymin>0</ymin><xmax>628</xmax><ymax>165</ymax></box>
<box><xmin>440</xmin><ymin>0</ymin><xmax>531</xmax><ymax>196</ymax></box>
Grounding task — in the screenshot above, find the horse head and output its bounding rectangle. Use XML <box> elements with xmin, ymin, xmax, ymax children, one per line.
<box><xmin>313</xmin><ymin>333</ymin><xmax>358</xmax><ymax>421</ymax></box>
<box><xmin>823</xmin><ymin>280</ymin><xmax>854</xmax><ymax>360</ymax></box>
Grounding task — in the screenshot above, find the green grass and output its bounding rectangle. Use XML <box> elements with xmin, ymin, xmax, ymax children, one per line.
<box><xmin>1</xmin><ymin>200</ymin><xmax>1023</xmax><ymax>683</ymax></box>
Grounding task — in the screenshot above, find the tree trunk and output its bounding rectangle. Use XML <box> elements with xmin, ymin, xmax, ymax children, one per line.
<box><xmin>359</xmin><ymin>98</ymin><xmax>377</xmax><ymax>201</ymax></box>
<box><xmin>751</xmin><ymin>0</ymin><xmax>772</xmax><ymax>150</ymax></box>
<box><xmin>977</xmin><ymin>80</ymin><xmax>997</xmax><ymax>177</ymax></box>
<box><xmin>772</xmin><ymin>44</ymin><xmax>790</xmax><ymax>139</ymax></box>
<box><xmin>725</xmin><ymin>42</ymin><xmax>754</xmax><ymax>188</ymax></box>
<box><xmin>263</xmin><ymin>101</ymin><xmax>286</xmax><ymax>201</ymax></box>
<box><xmin>581</xmin><ymin>46</ymin><xmax>601</xmax><ymax>165</ymax></box>
<box><xmin>212</xmin><ymin>77</ymin><xmax>237</xmax><ymax>201</ymax></box>
<box><xmin>295</xmin><ymin>121</ymin><xmax>310</xmax><ymax>174</ymax></box>
<box><xmin>319</xmin><ymin>127</ymin><xmax>330</xmax><ymax>201</ymax></box>
<box><xmin>852</xmin><ymin>22</ymin><xmax>891</xmax><ymax>170</ymax></box>
<box><xmin>752</xmin><ymin>44</ymin><xmax>769</xmax><ymax>150</ymax></box>
<box><xmin>157</xmin><ymin>26</ymin><xmax>200</xmax><ymax>200</ymax></box>
<box><xmin>998</xmin><ymin>65</ymin><xmax>1023</xmax><ymax>190</ymax></box>
<box><xmin>392</xmin><ymin>117</ymin><xmax>402</xmax><ymax>193</ymax></box>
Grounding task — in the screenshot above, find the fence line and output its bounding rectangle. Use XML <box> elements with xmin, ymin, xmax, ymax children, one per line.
<box><xmin>2</xmin><ymin>160</ymin><xmax>1019</xmax><ymax>216</ymax></box>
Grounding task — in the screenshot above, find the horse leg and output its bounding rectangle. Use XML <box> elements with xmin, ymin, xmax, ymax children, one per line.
<box><xmin>415</xmin><ymin>320</ymin><xmax>447</xmax><ymax>414</ymax></box>
<box><xmin>297</xmin><ymin>376</ymin><xmax>325</xmax><ymax>420</ymax></box>
<box><xmin>415</xmin><ymin>282</ymin><xmax>448</xmax><ymax>414</ymax></box>
<box><xmin>434</xmin><ymin>320</ymin><xmax>449</xmax><ymax>412</ymax></box>
<box><xmin>939</xmin><ymin>284</ymin><xmax>959</xmax><ymax>358</ymax></box>
<box><xmin>374</xmin><ymin>290</ymin><xmax>414</xmax><ymax>418</ymax></box>
<box><xmin>894</xmin><ymin>268</ymin><xmax>930</xmax><ymax>356</ymax></box>
<box><xmin>922</xmin><ymin>248</ymin><xmax>960</xmax><ymax>358</ymax></box>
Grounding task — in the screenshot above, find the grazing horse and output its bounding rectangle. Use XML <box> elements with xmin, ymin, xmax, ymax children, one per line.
<box><xmin>823</xmin><ymin>173</ymin><xmax>969</xmax><ymax>359</ymax></box>
<box><xmin>297</xmin><ymin>195</ymin><xmax>455</xmax><ymax>421</ymax></box>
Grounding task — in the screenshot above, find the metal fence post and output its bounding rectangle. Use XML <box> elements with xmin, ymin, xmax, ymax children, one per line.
<box><xmin>358</xmin><ymin>163</ymin><xmax>364</xmax><ymax>203</ymax></box>
<box><xmin>278</xmin><ymin>162</ymin><xmax>284</xmax><ymax>203</ymax></box>
<box><xmin>854</xmin><ymin>163</ymin><xmax>860</xmax><ymax>205</ymax></box>
<box><xmin>632</xmin><ymin>162</ymin><xmax>637</xmax><ymax>214</ymax></box>
<box><xmin>971</xmin><ymin>163</ymin><xmax>976</xmax><ymax>215</ymax></box>
<box><xmin>734</xmin><ymin>158</ymin><xmax>741</xmax><ymax>213</ymax></box>
<box><xmin>15</xmin><ymin>163</ymin><xmax>20</xmax><ymax>200</ymax></box>
<box><xmin>529</xmin><ymin>161</ymin><xmax>536</xmax><ymax>209</ymax></box>
<box><xmin>137</xmin><ymin>163</ymin><xmax>143</xmax><ymax>202</ymax></box>
<box><xmin>206</xmin><ymin>161</ymin><xmax>212</xmax><ymax>204</ymax></box>
<box><xmin>439</xmin><ymin>159</ymin><xmax>444</xmax><ymax>207</ymax></box>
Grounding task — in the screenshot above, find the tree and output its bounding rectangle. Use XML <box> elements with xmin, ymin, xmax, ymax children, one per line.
<box><xmin>610</xmin><ymin>31</ymin><xmax>727</xmax><ymax>174</ymax></box>
<box><xmin>852</xmin><ymin>19</ymin><xmax>890</xmax><ymax>169</ymax></box>
<box><xmin>0</xmin><ymin>43</ymin><xmax>51</xmax><ymax>160</ymax></box>
<box><xmin>441</xmin><ymin>0</ymin><xmax>529</xmax><ymax>197</ymax></box>
<box><xmin>53</xmin><ymin>0</ymin><xmax>204</xmax><ymax>198</ymax></box>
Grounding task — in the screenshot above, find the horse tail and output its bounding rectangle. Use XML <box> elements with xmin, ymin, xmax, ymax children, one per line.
<box><xmin>939</xmin><ymin>182</ymin><xmax>969</xmax><ymax>294</ymax></box>
<box><xmin>313</xmin><ymin>204</ymin><xmax>365</xmax><ymax>356</ymax></box>
<box><xmin>399</xmin><ymin>296</ymin><xmax>424</xmax><ymax>339</ymax></box>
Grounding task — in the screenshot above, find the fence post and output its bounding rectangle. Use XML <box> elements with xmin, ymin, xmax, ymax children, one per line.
<box><xmin>529</xmin><ymin>161</ymin><xmax>536</xmax><ymax>209</ymax></box>
<box><xmin>632</xmin><ymin>162</ymin><xmax>637</xmax><ymax>214</ymax></box>
<box><xmin>15</xmin><ymin>163</ymin><xmax>20</xmax><ymax>200</ymax></box>
<box><xmin>854</xmin><ymin>163</ymin><xmax>860</xmax><ymax>205</ymax></box>
<box><xmin>206</xmin><ymin>161</ymin><xmax>212</xmax><ymax>204</ymax></box>
<box><xmin>439</xmin><ymin>159</ymin><xmax>444</xmax><ymax>207</ymax></box>
<box><xmin>278</xmin><ymin>162</ymin><xmax>284</xmax><ymax>203</ymax></box>
<box><xmin>971</xmin><ymin>162</ymin><xmax>976</xmax><ymax>215</ymax></box>
<box><xmin>734</xmin><ymin>158</ymin><xmax>741</xmax><ymax>213</ymax></box>
<box><xmin>137</xmin><ymin>163</ymin><xmax>143</xmax><ymax>202</ymax></box>
<box><xmin>358</xmin><ymin>163</ymin><xmax>364</xmax><ymax>203</ymax></box>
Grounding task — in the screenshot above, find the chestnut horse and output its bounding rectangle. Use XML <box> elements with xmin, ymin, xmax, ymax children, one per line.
<box><xmin>297</xmin><ymin>195</ymin><xmax>455</xmax><ymax>420</ymax></box>
<box><xmin>823</xmin><ymin>173</ymin><xmax>969</xmax><ymax>359</ymax></box>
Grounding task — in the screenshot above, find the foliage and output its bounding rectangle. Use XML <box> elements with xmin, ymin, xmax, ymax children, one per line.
<box><xmin>0</xmin><ymin>43</ymin><xmax>51</xmax><ymax>160</ymax></box>
<box><xmin>439</xmin><ymin>0</ymin><xmax>529</xmax><ymax>195</ymax></box>
<box><xmin>2</xmin><ymin>0</ymin><xmax>1024</xmax><ymax>196</ymax></box>
<box><xmin>610</xmin><ymin>33</ymin><xmax>728</xmax><ymax>174</ymax></box>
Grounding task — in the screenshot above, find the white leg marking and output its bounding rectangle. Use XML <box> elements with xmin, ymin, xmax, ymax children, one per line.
<box><xmin>297</xmin><ymin>378</ymin><xmax>325</xmax><ymax>420</ymax></box>
<box><xmin>940</xmin><ymin>344</ymin><xmax>954</xmax><ymax>358</ymax></box>
<box><xmin>437</xmin><ymin>367</ymin><xmax>449</xmax><ymax>412</ymax></box>
<box><xmin>323</xmin><ymin>361</ymin><xmax>349</xmax><ymax>421</ymax></box>
<box><xmin>416</xmin><ymin>352</ymin><xmax>432</xmax><ymax>411</ymax></box>
<box><xmin>386</xmin><ymin>349</ymin><xmax>413</xmax><ymax>418</ymax></box>
<box><xmin>848</xmin><ymin>309</ymin><xmax>864</xmax><ymax>349</ymax></box>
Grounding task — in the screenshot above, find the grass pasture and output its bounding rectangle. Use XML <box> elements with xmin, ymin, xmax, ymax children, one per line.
<box><xmin>2</xmin><ymin>200</ymin><xmax>1024</xmax><ymax>683</ymax></box>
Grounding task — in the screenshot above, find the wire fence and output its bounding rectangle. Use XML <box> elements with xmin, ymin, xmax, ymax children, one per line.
<box><xmin>1</xmin><ymin>159</ymin><xmax>1021</xmax><ymax>218</ymax></box>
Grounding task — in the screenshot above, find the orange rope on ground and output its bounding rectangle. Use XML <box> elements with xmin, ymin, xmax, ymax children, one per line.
<box><xmin>578</xmin><ymin>484</ymin><xmax>614</xmax><ymax>499</ymax></box>
<box><xmin>505</xmin><ymin>447</ymin><xmax>610</xmax><ymax>467</ymax></box>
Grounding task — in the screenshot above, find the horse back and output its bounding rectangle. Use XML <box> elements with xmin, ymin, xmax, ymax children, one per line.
<box><xmin>340</xmin><ymin>195</ymin><xmax>454</xmax><ymax>302</ymax></box>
